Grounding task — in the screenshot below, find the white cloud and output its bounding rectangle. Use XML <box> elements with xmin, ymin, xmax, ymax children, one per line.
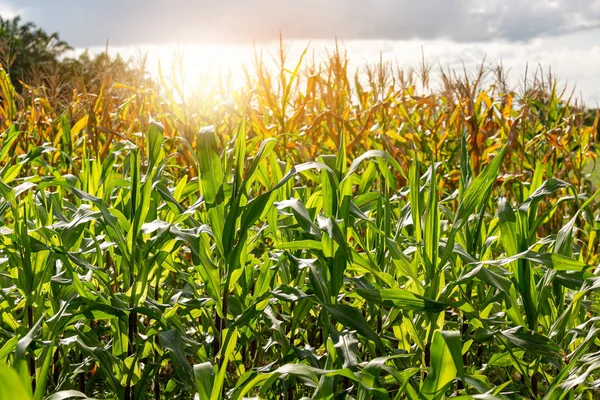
<box><xmin>0</xmin><ymin>2</ymin><xmax>21</xmax><ymax>19</ymax></box>
<box><xmin>7</xmin><ymin>0</ymin><xmax>600</xmax><ymax>46</ymax></box>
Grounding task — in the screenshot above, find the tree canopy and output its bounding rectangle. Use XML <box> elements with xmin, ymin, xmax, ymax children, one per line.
<box><xmin>0</xmin><ymin>16</ymin><xmax>71</xmax><ymax>89</ymax></box>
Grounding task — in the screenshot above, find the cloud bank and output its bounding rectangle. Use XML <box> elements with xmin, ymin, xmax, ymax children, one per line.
<box><xmin>6</xmin><ymin>0</ymin><xmax>600</xmax><ymax>46</ymax></box>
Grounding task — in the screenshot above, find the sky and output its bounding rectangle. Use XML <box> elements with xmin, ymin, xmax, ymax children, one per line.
<box><xmin>2</xmin><ymin>0</ymin><xmax>600</xmax><ymax>104</ymax></box>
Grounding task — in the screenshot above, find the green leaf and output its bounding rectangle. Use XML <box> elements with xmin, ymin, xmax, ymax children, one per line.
<box><xmin>355</xmin><ymin>288</ymin><xmax>447</xmax><ymax>312</ymax></box>
<box><xmin>331</xmin><ymin>328</ymin><xmax>359</xmax><ymax>369</ymax></box>
<box><xmin>275</xmin><ymin>198</ymin><xmax>321</xmax><ymax>237</ymax></box>
<box><xmin>343</xmin><ymin>150</ymin><xmax>404</xmax><ymax>181</ymax></box>
<box><xmin>197</xmin><ymin>125</ymin><xmax>226</xmax><ymax>254</ymax></box>
<box><xmin>146</xmin><ymin>120</ymin><xmax>164</xmax><ymax>171</ymax></box>
<box><xmin>518</xmin><ymin>179</ymin><xmax>571</xmax><ymax>212</ymax></box>
<box><xmin>474</xmin><ymin>250</ymin><xmax>589</xmax><ymax>272</ymax></box>
<box><xmin>158</xmin><ymin>330</ymin><xmax>195</xmax><ymax>391</ymax></box>
<box><xmin>453</xmin><ymin>145</ymin><xmax>506</xmax><ymax>233</ymax></box>
<box><xmin>46</xmin><ymin>390</ymin><xmax>88</xmax><ymax>400</ymax></box>
<box><xmin>0</xmin><ymin>363</ymin><xmax>32</xmax><ymax>400</ymax></box>
<box><xmin>500</xmin><ymin>326</ymin><xmax>561</xmax><ymax>359</ymax></box>
<box><xmin>211</xmin><ymin>328</ymin><xmax>239</xmax><ymax>400</ymax></box>
<box><xmin>194</xmin><ymin>362</ymin><xmax>216</xmax><ymax>400</ymax></box>
<box><xmin>420</xmin><ymin>331</ymin><xmax>459</xmax><ymax>400</ymax></box>
<box><xmin>274</xmin><ymin>240</ymin><xmax>323</xmax><ymax>251</ymax></box>
<box><xmin>321</xmin><ymin>303</ymin><xmax>384</xmax><ymax>352</ymax></box>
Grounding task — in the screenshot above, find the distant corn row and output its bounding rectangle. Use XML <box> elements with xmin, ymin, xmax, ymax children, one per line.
<box><xmin>2</xmin><ymin>44</ymin><xmax>597</xmax><ymax>178</ymax></box>
<box><xmin>0</xmin><ymin>44</ymin><xmax>598</xmax><ymax>399</ymax></box>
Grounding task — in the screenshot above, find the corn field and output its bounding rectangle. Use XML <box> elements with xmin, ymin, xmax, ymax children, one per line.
<box><xmin>0</xmin><ymin>44</ymin><xmax>599</xmax><ymax>399</ymax></box>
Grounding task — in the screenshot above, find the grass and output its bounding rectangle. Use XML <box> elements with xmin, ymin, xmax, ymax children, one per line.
<box><xmin>0</xmin><ymin>42</ymin><xmax>599</xmax><ymax>399</ymax></box>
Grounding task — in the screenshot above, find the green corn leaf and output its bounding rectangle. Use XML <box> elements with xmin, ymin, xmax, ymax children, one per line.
<box><xmin>343</xmin><ymin>150</ymin><xmax>404</xmax><ymax>182</ymax></box>
<box><xmin>158</xmin><ymin>330</ymin><xmax>195</xmax><ymax>391</ymax></box>
<box><xmin>274</xmin><ymin>240</ymin><xmax>323</xmax><ymax>251</ymax></box>
<box><xmin>518</xmin><ymin>179</ymin><xmax>571</xmax><ymax>213</ymax></box>
<box><xmin>321</xmin><ymin>303</ymin><xmax>385</xmax><ymax>352</ymax></box>
<box><xmin>194</xmin><ymin>362</ymin><xmax>216</xmax><ymax>400</ymax></box>
<box><xmin>45</xmin><ymin>390</ymin><xmax>88</xmax><ymax>400</ymax></box>
<box><xmin>331</xmin><ymin>328</ymin><xmax>359</xmax><ymax>369</ymax></box>
<box><xmin>453</xmin><ymin>145</ymin><xmax>506</xmax><ymax>233</ymax></box>
<box><xmin>355</xmin><ymin>288</ymin><xmax>447</xmax><ymax>313</ymax></box>
<box><xmin>473</xmin><ymin>250</ymin><xmax>589</xmax><ymax>271</ymax></box>
<box><xmin>197</xmin><ymin>125</ymin><xmax>226</xmax><ymax>255</ymax></box>
<box><xmin>0</xmin><ymin>363</ymin><xmax>32</xmax><ymax>400</ymax></box>
<box><xmin>211</xmin><ymin>328</ymin><xmax>239</xmax><ymax>400</ymax></box>
<box><xmin>424</xmin><ymin>162</ymin><xmax>440</xmax><ymax>293</ymax></box>
<box><xmin>500</xmin><ymin>326</ymin><xmax>561</xmax><ymax>359</ymax></box>
<box><xmin>420</xmin><ymin>330</ymin><xmax>459</xmax><ymax>400</ymax></box>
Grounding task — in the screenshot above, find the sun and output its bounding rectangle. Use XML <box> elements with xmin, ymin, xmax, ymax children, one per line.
<box><xmin>154</xmin><ymin>43</ymin><xmax>254</xmax><ymax>97</ymax></box>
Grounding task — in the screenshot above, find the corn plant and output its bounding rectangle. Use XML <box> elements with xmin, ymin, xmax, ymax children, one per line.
<box><xmin>0</xmin><ymin>44</ymin><xmax>599</xmax><ymax>399</ymax></box>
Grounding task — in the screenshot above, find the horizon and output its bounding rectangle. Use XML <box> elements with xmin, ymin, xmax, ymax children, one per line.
<box><xmin>71</xmin><ymin>34</ymin><xmax>600</xmax><ymax>106</ymax></box>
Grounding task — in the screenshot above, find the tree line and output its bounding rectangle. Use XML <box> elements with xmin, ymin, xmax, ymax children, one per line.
<box><xmin>0</xmin><ymin>15</ymin><xmax>149</xmax><ymax>100</ymax></box>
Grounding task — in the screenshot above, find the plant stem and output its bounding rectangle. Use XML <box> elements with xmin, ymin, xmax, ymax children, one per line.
<box><xmin>28</xmin><ymin>304</ymin><xmax>36</xmax><ymax>393</ymax></box>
